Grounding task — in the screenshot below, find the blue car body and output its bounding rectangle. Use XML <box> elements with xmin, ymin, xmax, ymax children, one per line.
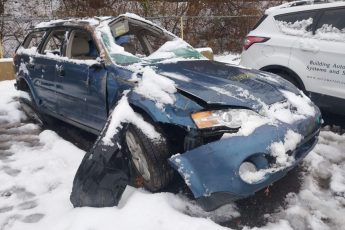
<box><xmin>15</xmin><ymin>15</ymin><xmax>321</xmax><ymax>211</ymax></box>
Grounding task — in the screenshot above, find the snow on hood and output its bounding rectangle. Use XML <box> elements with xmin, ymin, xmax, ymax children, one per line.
<box><xmin>154</xmin><ymin>60</ymin><xmax>317</xmax><ymax>126</ymax></box>
<box><xmin>134</xmin><ymin>66</ymin><xmax>177</xmax><ymax>109</ymax></box>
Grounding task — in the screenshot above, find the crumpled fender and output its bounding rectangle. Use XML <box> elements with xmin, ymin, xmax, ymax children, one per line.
<box><xmin>70</xmin><ymin>100</ymin><xmax>129</xmax><ymax>207</ymax></box>
<box><xmin>127</xmin><ymin>90</ymin><xmax>202</xmax><ymax>128</ymax></box>
<box><xmin>168</xmin><ymin>119</ymin><xmax>319</xmax><ymax>199</ymax></box>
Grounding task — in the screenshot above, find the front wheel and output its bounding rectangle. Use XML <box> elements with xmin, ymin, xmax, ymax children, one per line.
<box><xmin>125</xmin><ymin>124</ymin><xmax>173</xmax><ymax>191</ymax></box>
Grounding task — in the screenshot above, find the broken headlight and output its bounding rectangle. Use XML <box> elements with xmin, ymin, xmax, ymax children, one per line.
<box><xmin>191</xmin><ymin>109</ymin><xmax>257</xmax><ymax>129</ymax></box>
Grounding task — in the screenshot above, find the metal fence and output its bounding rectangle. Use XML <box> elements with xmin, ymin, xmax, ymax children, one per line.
<box><xmin>0</xmin><ymin>14</ymin><xmax>260</xmax><ymax>58</ymax></box>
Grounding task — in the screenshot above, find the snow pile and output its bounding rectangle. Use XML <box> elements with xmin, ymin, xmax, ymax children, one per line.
<box><xmin>0</xmin><ymin>127</ymin><xmax>85</xmax><ymax>230</ymax></box>
<box><xmin>265</xmin><ymin>131</ymin><xmax>345</xmax><ymax>230</ymax></box>
<box><xmin>276</xmin><ymin>18</ymin><xmax>313</xmax><ymax>37</ymax></box>
<box><xmin>102</xmin><ymin>94</ymin><xmax>161</xmax><ymax>146</ymax></box>
<box><xmin>134</xmin><ymin>66</ymin><xmax>177</xmax><ymax>109</ymax></box>
<box><xmin>0</xmin><ymin>81</ymin><xmax>26</xmax><ymax>123</ymax></box>
<box><xmin>315</xmin><ymin>24</ymin><xmax>345</xmax><ymax>42</ymax></box>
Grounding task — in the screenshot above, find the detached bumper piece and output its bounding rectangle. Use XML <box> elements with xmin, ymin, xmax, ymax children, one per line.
<box><xmin>70</xmin><ymin>111</ymin><xmax>129</xmax><ymax>208</ymax></box>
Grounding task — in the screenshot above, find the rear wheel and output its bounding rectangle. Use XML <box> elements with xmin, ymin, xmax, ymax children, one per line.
<box><xmin>125</xmin><ymin>124</ymin><xmax>173</xmax><ymax>191</ymax></box>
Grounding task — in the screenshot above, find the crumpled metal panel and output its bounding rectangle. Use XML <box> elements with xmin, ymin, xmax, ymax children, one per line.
<box><xmin>70</xmin><ymin>104</ymin><xmax>129</xmax><ymax>208</ymax></box>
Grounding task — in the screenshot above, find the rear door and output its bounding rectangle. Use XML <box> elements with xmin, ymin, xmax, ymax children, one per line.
<box><xmin>35</xmin><ymin>29</ymin><xmax>68</xmax><ymax>113</ymax></box>
<box><xmin>15</xmin><ymin>30</ymin><xmax>46</xmax><ymax>98</ymax></box>
<box><xmin>56</xmin><ymin>29</ymin><xmax>108</xmax><ymax>131</ymax></box>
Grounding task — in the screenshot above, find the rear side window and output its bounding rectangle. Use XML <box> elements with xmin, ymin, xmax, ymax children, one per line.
<box><xmin>41</xmin><ymin>30</ymin><xmax>66</xmax><ymax>56</ymax></box>
<box><xmin>275</xmin><ymin>11</ymin><xmax>318</xmax><ymax>25</ymax></box>
<box><xmin>316</xmin><ymin>8</ymin><xmax>345</xmax><ymax>30</ymax></box>
<box><xmin>274</xmin><ymin>11</ymin><xmax>318</xmax><ymax>35</ymax></box>
<box><xmin>23</xmin><ymin>31</ymin><xmax>46</xmax><ymax>50</ymax></box>
<box><xmin>315</xmin><ymin>8</ymin><xmax>345</xmax><ymax>41</ymax></box>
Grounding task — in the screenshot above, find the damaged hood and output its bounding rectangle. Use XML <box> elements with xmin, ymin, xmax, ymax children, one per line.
<box><xmin>152</xmin><ymin>60</ymin><xmax>300</xmax><ymax>112</ymax></box>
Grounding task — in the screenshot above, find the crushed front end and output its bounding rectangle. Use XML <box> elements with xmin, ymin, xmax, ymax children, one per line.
<box><xmin>169</xmin><ymin>107</ymin><xmax>322</xmax><ymax>211</ymax></box>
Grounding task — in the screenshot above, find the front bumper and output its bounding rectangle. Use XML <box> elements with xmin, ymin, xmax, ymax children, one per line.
<box><xmin>169</xmin><ymin>117</ymin><xmax>320</xmax><ymax>211</ymax></box>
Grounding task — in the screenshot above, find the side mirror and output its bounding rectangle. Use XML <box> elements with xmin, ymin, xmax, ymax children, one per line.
<box><xmin>195</xmin><ymin>47</ymin><xmax>214</xmax><ymax>60</ymax></box>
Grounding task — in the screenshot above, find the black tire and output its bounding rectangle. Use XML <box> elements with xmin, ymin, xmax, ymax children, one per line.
<box><xmin>124</xmin><ymin>124</ymin><xmax>174</xmax><ymax>191</ymax></box>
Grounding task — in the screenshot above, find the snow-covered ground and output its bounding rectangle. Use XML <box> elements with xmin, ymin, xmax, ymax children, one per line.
<box><xmin>0</xmin><ymin>77</ymin><xmax>344</xmax><ymax>230</ymax></box>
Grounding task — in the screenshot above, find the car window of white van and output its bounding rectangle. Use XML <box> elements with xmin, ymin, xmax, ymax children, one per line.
<box><xmin>41</xmin><ymin>30</ymin><xmax>66</xmax><ymax>56</ymax></box>
<box><xmin>274</xmin><ymin>11</ymin><xmax>318</xmax><ymax>35</ymax></box>
<box><xmin>315</xmin><ymin>8</ymin><xmax>345</xmax><ymax>41</ymax></box>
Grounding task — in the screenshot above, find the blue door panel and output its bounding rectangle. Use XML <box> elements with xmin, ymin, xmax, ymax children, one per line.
<box><xmin>56</xmin><ymin>61</ymin><xmax>107</xmax><ymax>131</ymax></box>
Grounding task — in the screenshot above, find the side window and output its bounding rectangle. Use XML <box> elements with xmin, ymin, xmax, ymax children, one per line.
<box><xmin>41</xmin><ymin>30</ymin><xmax>66</xmax><ymax>56</ymax></box>
<box><xmin>66</xmin><ymin>30</ymin><xmax>99</xmax><ymax>60</ymax></box>
<box><xmin>315</xmin><ymin>8</ymin><xmax>345</xmax><ymax>31</ymax></box>
<box><xmin>275</xmin><ymin>11</ymin><xmax>318</xmax><ymax>34</ymax></box>
<box><xmin>23</xmin><ymin>31</ymin><xmax>46</xmax><ymax>50</ymax></box>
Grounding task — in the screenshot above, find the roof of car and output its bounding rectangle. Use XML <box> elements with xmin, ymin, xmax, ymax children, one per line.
<box><xmin>265</xmin><ymin>0</ymin><xmax>345</xmax><ymax>15</ymax></box>
<box><xmin>34</xmin><ymin>17</ymin><xmax>109</xmax><ymax>29</ymax></box>
<box><xmin>33</xmin><ymin>13</ymin><xmax>160</xmax><ymax>30</ymax></box>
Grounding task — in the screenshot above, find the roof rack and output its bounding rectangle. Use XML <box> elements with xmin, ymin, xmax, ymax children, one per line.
<box><xmin>266</xmin><ymin>0</ymin><xmax>344</xmax><ymax>14</ymax></box>
<box><xmin>287</xmin><ymin>0</ymin><xmax>341</xmax><ymax>7</ymax></box>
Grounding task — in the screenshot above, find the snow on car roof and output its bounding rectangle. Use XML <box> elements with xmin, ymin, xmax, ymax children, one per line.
<box><xmin>35</xmin><ymin>18</ymin><xmax>101</xmax><ymax>28</ymax></box>
<box><xmin>265</xmin><ymin>0</ymin><xmax>345</xmax><ymax>15</ymax></box>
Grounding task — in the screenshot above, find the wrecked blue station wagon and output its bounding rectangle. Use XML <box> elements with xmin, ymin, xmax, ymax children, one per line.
<box><xmin>15</xmin><ymin>13</ymin><xmax>321</xmax><ymax>211</ymax></box>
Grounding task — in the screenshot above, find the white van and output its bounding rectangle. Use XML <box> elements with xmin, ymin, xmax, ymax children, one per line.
<box><xmin>240</xmin><ymin>0</ymin><xmax>345</xmax><ymax>115</ymax></box>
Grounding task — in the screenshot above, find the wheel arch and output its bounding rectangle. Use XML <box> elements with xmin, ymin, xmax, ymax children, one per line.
<box><xmin>16</xmin><ymin>77</ymin><xmax>40</xmax><ymax>104</ymax></box>
<box><xmin>260</xmin><ymin>65</ymin><xmax>306</xmax><ymax>91</ymax></box>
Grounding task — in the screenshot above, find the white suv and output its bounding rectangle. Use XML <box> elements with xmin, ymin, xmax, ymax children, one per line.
<box><xmin>240</xmin><ymin>0</ymin><xmax>345</xmax><ymax>115</ymax></box>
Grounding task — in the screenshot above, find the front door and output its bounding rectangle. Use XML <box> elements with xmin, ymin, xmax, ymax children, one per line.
<box><xmin>56</xmin><ymin>29</ymin><xmax>108</xmax><ymax>131</ymax></box>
